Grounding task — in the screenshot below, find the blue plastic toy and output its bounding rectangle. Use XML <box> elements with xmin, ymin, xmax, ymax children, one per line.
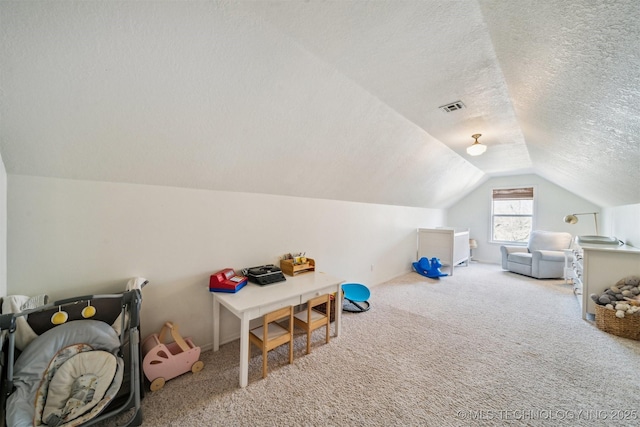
<box><xmin>412</xmin><ymin>257</ymin><xmax>448</xmax><ymax>278</ymax></box>
<box><xmin>341</xmin><ymin>283</ymin><xmax>371</xmax><ymax>312</ymax></box>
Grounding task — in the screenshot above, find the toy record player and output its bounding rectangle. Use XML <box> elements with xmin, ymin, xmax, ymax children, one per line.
<box><xmin>243</xmin><ymin>264</ymin><xmax>286</xmax><ymax>285</ymax></box>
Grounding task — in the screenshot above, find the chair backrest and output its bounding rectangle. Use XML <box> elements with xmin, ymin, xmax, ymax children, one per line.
<box><xmin>528</xmin><ymin>230</ymin><xmax>572</xmax><ymax>252</ymax></box>
<box><xmin>258</xmin><ymin>305</ymin><xmax>293</xmax><ymax>348</ymax></box>
<box><xmin>308</xmin><ymin>293</ymin><xmax>330</xmax><ymax>308</ymax></box>
<box><xmin>264</xmin><ymin>305</ymin><xmax>293</xmax><ymax>326</ymax></box>
<box><xmin>307</xmin><ymin>294</ymin><xmax>331</xmax><ymax>320</ymax></box>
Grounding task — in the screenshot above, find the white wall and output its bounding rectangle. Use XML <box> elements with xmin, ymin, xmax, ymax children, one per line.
<box><xmin>0</xmin><ymin>153</ymin><xmax>6</xmax><ymax>298</ymax></box>
<box><xmin>7</xmin><ymin>175</ymin><xmax>444</xmax><ymax>348</ymax></box>
<box><xmin>447</xmin><ymin>174</ymin><xmax>600</xmax><ymax>264</ymax></box>
<box><xmin>602</xmin><ymin>204</ymin><xmax>640</xmax><ymax>248</ymax></box>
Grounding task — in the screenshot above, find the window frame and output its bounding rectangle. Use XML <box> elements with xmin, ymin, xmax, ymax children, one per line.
<box><xmin>490</xmin><ymin>185</ymin><xmax>537</xmax><ymax>245</ymax></box>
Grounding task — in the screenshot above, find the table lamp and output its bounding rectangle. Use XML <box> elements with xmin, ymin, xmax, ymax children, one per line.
<box><xmin>469</xmin><ymin>239</ymin><xmax>478</xmax><ymax>260</ymax></box>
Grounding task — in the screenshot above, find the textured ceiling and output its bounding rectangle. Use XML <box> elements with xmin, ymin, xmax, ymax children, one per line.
<box><xmin>0</xmin><ymin>0</ymin><xmax>638</xmax><ymax>208</ymax></box>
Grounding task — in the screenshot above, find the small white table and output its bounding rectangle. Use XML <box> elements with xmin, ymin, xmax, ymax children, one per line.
<box><xmin>212</xmin><ymin>271</ymin><xmax>343</xmax><ymax>387</ymax></box>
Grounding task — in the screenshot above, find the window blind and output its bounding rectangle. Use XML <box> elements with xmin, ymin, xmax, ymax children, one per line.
<box><xmin>492</xmin><ymin>187</ymin><xmax>534</xmax><ymax>200</ymax></box>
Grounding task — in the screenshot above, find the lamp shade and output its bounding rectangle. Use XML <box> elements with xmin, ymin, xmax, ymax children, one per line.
<box><xmin>563</xmin><ymin>214</ymin><xmax>579</xmax><ymax>225</ymax></box>
<box><xmin>466</xmin><ymin>143</ymin><xmax>487</xmax><ymax>156</ymax></box>
<box><xmin>469</xmin><ymin>239</ymin><xmax>478</xmax><ymax>249</ymax></box>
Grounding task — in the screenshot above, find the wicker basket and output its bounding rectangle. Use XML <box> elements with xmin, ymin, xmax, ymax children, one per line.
<box><xmin>316</xmin><ymin>293</ymin><xmax>336</xmax><ymax>323</ymax></box>
<box><xmin>595</xmin><ymin>304</ymin><xmax>640</xmax><ymax>340</ymax></box>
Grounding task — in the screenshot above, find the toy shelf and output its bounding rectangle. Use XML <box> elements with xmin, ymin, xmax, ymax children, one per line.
<box><xmin>280</xmin><ymin>258</ymin><xmax>315</xmax><ymax>276</ymax></box>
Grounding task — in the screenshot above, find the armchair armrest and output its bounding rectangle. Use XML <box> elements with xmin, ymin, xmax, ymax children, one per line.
<box><xmin>501</xmin><ymin>245</ymin><xmax>528</xmax><ymax>255</ymax></box>
<box><xmin>532</xmin><ymin>250</ymin><xmax>565</xmax><ymax>262</ymax></box>
<box><xmin>532</xmin><ymin>250</ymin><xmax>566</xmax><ymax>278</ymax></box>
<box><xmin>500</xmin><ymin>245</ymin><xmax>528</xmax><ymax>269</ymax></box>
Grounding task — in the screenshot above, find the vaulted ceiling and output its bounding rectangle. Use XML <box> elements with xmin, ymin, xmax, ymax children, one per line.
<box><xmin>1</xmin><ymin>0</ymin><xmax>638</xmax><ymax>208</ymax></box>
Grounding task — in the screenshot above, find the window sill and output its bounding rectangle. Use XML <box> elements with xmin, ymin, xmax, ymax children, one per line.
<box><xmin>490</xmin><ymin>241</ymin><xmax>527</xmax><ymax>246</ymax></box>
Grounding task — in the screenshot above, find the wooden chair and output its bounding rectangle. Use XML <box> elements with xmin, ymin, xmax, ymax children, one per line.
<box><xmin>294</xmin><ymin>294</ymin><xmax>331</xmax><ymax>355</ymax></box>
<box><xmin>249</xmin><ymin>305</ymin><xmax>294</xmax><ymax>378</ymax></box>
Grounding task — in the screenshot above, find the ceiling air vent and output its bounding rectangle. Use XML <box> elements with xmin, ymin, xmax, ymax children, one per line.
<box><xmin>439</xmin><ymin>101</ymin><xmax>465</xmax><ymax>113</ymax></box>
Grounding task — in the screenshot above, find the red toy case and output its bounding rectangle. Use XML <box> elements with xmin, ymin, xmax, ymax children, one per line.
<box><xmin>209</xmin><ymin>268</ymin><xmax>248</xmax><ymax>293</ymax></box>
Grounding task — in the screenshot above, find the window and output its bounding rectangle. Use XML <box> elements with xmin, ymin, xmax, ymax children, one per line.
<box><xmin>491</xmin><ymin>187</ymin><xmax>534</xmax><ymax>243</ymax></box>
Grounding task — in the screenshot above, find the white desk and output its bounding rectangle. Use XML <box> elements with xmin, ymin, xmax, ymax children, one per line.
<box><xmin>212</xmin><ymin>271</ymin><xmax>343</xmax><ymax>387</ymax></box>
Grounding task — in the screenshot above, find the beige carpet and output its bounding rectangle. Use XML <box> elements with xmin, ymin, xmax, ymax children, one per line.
<box><xmin>110</xmin><ymin>263</ymin><xmax>640</xmax><ymax>426</ymax></box>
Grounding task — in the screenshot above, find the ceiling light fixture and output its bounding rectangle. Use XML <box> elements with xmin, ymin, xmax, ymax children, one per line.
<box><xmin>466</xmin><ymin>133</ymin><xmax>487</xmax><ymax>156</ymax></box>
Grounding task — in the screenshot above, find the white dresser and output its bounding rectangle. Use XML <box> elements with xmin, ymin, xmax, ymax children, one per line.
<box><xmin>570</xmin><ymin>239</ymin><xmax>640</xmax><ymax>320</ymax></box>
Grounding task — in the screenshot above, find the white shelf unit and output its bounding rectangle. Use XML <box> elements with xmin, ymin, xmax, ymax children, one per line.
<box><xmin>571</xmin><ymin>241</ymin><xmax>640</xmax><ymax>320</ymax></box>
<box><xmin>563</xmin><ymin>249</ymin><xmax>575</xmax><ymax>285</ymax></box>
<box><xmin>567</xmin><ymin>248</ymin><xmax>584</xmax><ymax>309</ymax></box>
<box><xmin>417</xmin><ymin>228</ymin><xmax>470</xmax><ymax>276</ymax></box>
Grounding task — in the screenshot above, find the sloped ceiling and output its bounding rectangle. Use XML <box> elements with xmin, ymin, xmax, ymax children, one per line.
<box><xmin>0</xmin><ymin>0</ymin><xmax>638</xmax><ymax>208</ymax></box>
